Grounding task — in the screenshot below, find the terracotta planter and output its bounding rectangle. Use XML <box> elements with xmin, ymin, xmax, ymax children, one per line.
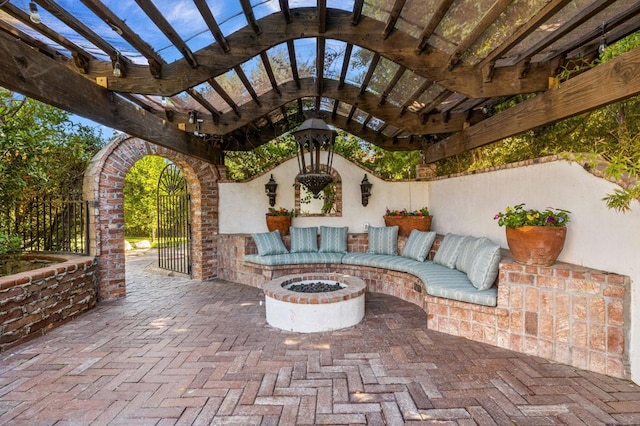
<box><xmin>265</xmin><ymin>215</ymin><xmax>292</xmax><ymax>236</ymax></box>
<box><xmin>383</xmin><ymin>215</ymin><xmax>432</xmax><ymax>237</ymax></box>
<box><xmin>505</xmin><ymin>226</ymin><xmax>567</xmax><ymax>266</ymax></box>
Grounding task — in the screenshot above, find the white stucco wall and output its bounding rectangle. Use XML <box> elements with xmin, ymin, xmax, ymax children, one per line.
<box><xmin>218</xmin><ymin>156</ymin><xmax>639</xmax><ymax>384</ymax></box>
<box><xmin>428</xmin><ymin>160</ymin><xmax>640</xmax><ymax>384</ymax></box>
<box><xmin>218</xmin><ymin>154</ymin><xmax>429</xmax><ymax>234</ymax></box>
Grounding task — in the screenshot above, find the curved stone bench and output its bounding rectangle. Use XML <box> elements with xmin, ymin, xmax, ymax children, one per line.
<box><xmin>216</xmin><ymin>233</ymin><xmax>631</xmax><ymax>380</ymax></box>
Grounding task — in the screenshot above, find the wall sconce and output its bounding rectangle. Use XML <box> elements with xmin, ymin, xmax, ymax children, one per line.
<box><xmin>360</xmin><ymin>174</ymin><xmax>372</xmax><ymax>206</ymax></box>
<box><xmin>265</xmin><ymin>174</ymin><xmax>277</xmax><ymax>206</ymax></box>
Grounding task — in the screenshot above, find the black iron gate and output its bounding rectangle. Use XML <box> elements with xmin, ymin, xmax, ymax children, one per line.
<box><xmin>157</xmin><ymin>163</ymin><xmax>192</xmax><ymax>276</ymax></box>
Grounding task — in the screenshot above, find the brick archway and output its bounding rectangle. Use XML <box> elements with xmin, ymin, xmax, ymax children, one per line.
<box><xmin>83</xmin><ymin>135</ymin><xmax>221</xmax><ymax>300</ymax></box>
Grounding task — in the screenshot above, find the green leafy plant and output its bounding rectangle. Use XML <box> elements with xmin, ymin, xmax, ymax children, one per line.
<box><xmin>0</xmin><ymin>233</ymin><xmax>22</xmax><ymax>255</ymax></box>
<box><xmin>385</xmin><ymin>207</ymin><xmax>430</xmax><ymax>216</ymax></box>
<box><xmin>494</xmin><ymin>203</ymin><xmax>570</xmax><ymax>228</ymax></box>
<box><xmin>267</xmin><ymin>207</ymin><xmax>295</xmax><ymax>217</ymax></box>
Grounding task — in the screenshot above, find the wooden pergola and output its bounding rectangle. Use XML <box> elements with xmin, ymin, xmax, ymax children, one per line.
<box><xmin>1</xmin><ymin>0</ymin><xmax>639</xmax><ymax>165</ymax></box>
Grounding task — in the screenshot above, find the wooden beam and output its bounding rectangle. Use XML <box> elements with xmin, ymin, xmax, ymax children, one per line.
<box><xmin>359</xmin><ymin>53</ymin><xmax>381</xmax><ymax>95</ymax></box>
<box><xmin>287</xmin><ymin>40</ymin><xmax>300</xmax><ymax>88</ymax></box>
<box><xmin>260</xmin><ymin>51</ymin><xmax>281</xmax><ymax>95</ymax></box>
<box><xmin>190</xmin><ymin>78</ymin><xmax>479</xmax><ymax>135</ymax></box>
<box><xmin>318</xmin><ymin>0</ymin><xmax>327</xmax><ymax>33</ymax></box>
<box><xmin>415</xmin><ymin>0</ymin><xmax>455</xmax><ymax>54</ymax></box>
<box><xmin>400</xmin><ymin>79</ymin><xmax>431</xmax><ymax>116</ymax></box>
<box><xmin>0</xmin><ymin>31</ymin><xmax>216</xmax><ymax>163</ymax></box>
<box><xmin>234</xmin><ymin>66</ymin><xmax>261</xmax><ymax>106</ymax></box>
<box><xmin>447</xmin><ymin>0</ymin><xmax>511</xmax><ymax>70</ymax></box>
<box><xmin>99</xmin><ymin>11</ymin><xmax>552</xmax><ymax>98</ymax></box>
<box><xmin>193</xmin><ymin>0</ymin><xmax>230</xmax><ymax>53</ymax></box>
<box><xmin>424</xmin><ymin>46</ymin><xmax>640</xmax><ymax>162</ymax></box>
<box><xmin>515</xmin><ymin>0</ymin><xmax>612</xmax><ymax>66</ymax></box>
<box><xmin>317</xmin><ymin>37</ymin><xmax>325</xmax><ymax>96</ymax></box>
<box><xmin>279</xmin><ymin>0</ymin><xmax>292</xmax><ymax>24</ymax></box>
<box><xmin>239</xmin><ymin>0</ymin><xmax>261</xmax><ymax>35</ymax></box>
<box><xmin>0</xmin><ymin>19</ymin><xmax>63</xmax><ymax>59</ymax></box>
<box><xmin>478</xmin><ymin>0</ymin><xmax>571</xmax><ymax>69</ymax></box>
<box><xmin>207</xmin><ymin>78</ymin><xmax>241</xmax><ymax>117</ymax></box>
<box><xmin>135</xmin><ymin>0</ymin><xmax>198</xmax><ymax>68</ymax></box>
<box><xmin>1</xmin><ymin>2</ymin><xmax>94</xmax><ymax>64</ymax></box>
<box><xmin>338</xmin><ymin>43</ymin><xmax>353</xmax><ymax>89</ymax></box>
<box><xmin>379</xmin><ymin>66</ymin><xmax>405</xmax><ymax>105</ymax></box>
<box><xmin>352</xmin><ymin>0</ymin><xmax>364</xmax><ymax>25</ymax></box>
<box><xmin>382</xmin><ymin>0</ymin><xmax>407</xmax><ymax>39</ymax></box>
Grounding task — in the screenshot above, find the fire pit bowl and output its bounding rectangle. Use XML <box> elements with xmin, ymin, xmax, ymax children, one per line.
<box><xmin>263</xmin><ymin>273</ymin><xmax>366</xmax><ymax>333</ymax></box>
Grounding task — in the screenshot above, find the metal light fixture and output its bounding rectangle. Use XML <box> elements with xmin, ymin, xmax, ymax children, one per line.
<box><xmin>292</xmin><ymin>118</ymin><xmax>336</xmax><ymax>196</ymax></box>
<box><xmin>360</xmin><ymin>174</ymin><xmax>372</xmax><ymax>206</ymax></box>
<box><xmin>29</xmin><ymin>1</ymin><xmax>41</xmax><ymax>24</ymax></box>
<box><xmin>265</xmin><ymin>174</ymin><xmax>277</xmax><ymax>207</ymax></box>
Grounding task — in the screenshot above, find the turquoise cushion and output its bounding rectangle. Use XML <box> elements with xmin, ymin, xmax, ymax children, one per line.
<box><xmin>468</xmin><ymin>242</ymin><xmax>502</xmax><ymax>290</ymax></box>
<box><xmin>319</xmin><ymin>226</ymin><xmax>348</xmax><ymax>253</ymax></box>
<box><xmin>251</xmin><ymin>230</ymin><xmax>288</xmax><ymax>256</ymax></box>
<box><xmin>290</xmin><ymin>226</ymin><xmax>318</xmax><ymax>253</ymax></box>
<box><xmin>342</xmin><ymin>252</ymin><xmax>420</xmax><ymax>273</ymax></box>
<box><xmin>243</xmin><ymin>252</ymin><xmax>343</xmax><ymax>265</ymax></box>
<box><xmin>433</xmin><ymin>233</ymin><xmax>465</xmax><ymax>269</ymax></box>
<box><xmin>402</xmin><ymin>230</ymin><xmax>436</xmax><ymax>262</ymax></box>
<box><xmin>367</xmin><ymin>226</ymin><xmax>399</xmax><ymax>255</ymax></box>
<box><xmin>410</xmin><ymin>263</ymin><xmax>498</xmax><ymax>307</ymax></box>
<box><xmin>455</xmin><ymin>236</ymin><xmax>490</xmax><ymax>273</ymax></box>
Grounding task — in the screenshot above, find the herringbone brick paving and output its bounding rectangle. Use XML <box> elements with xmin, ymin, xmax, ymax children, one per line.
<box><xmin>1</xmin><ymin>251</ymin><xmax>639</xmax><ymax>425</ymax></box>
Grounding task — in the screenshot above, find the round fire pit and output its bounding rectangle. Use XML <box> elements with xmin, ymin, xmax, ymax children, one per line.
<box><xmin>263</xmin><ymin>273</ymin><xmax>366</xmax><ymax>333</ymax></box>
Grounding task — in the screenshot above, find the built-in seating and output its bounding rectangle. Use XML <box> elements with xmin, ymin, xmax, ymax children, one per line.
<box><xmin>245</xmin><ymin>226</ymin><xmax>501</xmax><ymax>307</ymax></box>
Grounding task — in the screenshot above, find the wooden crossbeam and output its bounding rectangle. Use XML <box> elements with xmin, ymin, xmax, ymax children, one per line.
<box><xmin>186</xmin><ymin>89</ymin><xmax>221</xmax><ymax>124</ymax></box>
<box><xmin>382</xmin><ymin>0</ymin><xmax>407</xmax><ymax>39</ymax></box>
<box><xmin>0</xmin><ymin>19</ymin><xmax>63</xmax><ymax>58</ymax></box>
<box><xmin>287</xmin><ymin>40</ymin><xmax>300</xmax><ymax>88</ymax></box>
<box><xmin>359</xmin><ymin>53</ymin><xmax>381</xmax><ymax>95</ymax></box>
<box><xmin>379</xmin><ymin>66</ymin><xmax>405</xmax><ymax>105</ymax></box>
<box><xmin>239</xmin><ymin>0</ymin><xmax>261</xmax><ymax>35</ymax></box>
<box><xmin>0</xmin><ymin>30</ymin><xmax>216</xmax><ymax>162</ymax></box>
<box><xmin>317</xmin><ymin>37</ymin><xmax>325</xmax><ymax>96</ymax></box>
<box><xmin>338</xmin><ymin>43</ymin><xmax>353</xmax><ymax>89</ymax></box>
<box><xmin>135</xmin><ymin>0</ymin><xmax>198</xmax><ymax>68</ymax></box>
<box><xmin>193</xmin><ymin>0</ymin><xmax>230</xmax><ymax>53</ymax></box>
<box><xmin>352</xmin><ymin>0</ymin><xmax>364</xmax><ymax>25</ymax></box>
<box><xmin>415</xmin><ymin>0</ymin><xmax>455</xmax><ymax>54</ymax></box>
<box><xmin>279</xmin><ymin>0</ymin><xmax>292</xmax><ymax>24</ymax></box>
<box><xmin>318</xmin><ymin>0</ymin><xmax>327</xmax><ymax>33</ymax></box>
<box><xmin>234</xmin><ymin>66</ymin><xmax>261</xmax><ymax>106</ymax></box>
<box><xmin>425</xmin><ymin>46</ymin><xmax>640</xmax><ymax>162</ymax></box>
<box><xmin>208</xmin><ymin>78</ymin><xmax>241</xmax><ymax>117</ymax></box>
<box><xmin>260</xmin><ymin>52</ymin><xmax>281</xmax><ymax>95</ymax></box>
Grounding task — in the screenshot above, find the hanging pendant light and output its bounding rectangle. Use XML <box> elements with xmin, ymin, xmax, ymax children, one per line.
<box><xmin>292</xmin><ymin>118</ymin><xmax>336</xmax><ymax>196</ymax></box>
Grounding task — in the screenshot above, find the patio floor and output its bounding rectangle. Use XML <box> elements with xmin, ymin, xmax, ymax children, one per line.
<box><xmin>1</xmin><ymin>251</ymin><xmax>639</xmax><ymax>425</ymax></box>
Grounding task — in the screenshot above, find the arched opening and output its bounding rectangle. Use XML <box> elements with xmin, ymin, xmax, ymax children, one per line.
<box><xmin>83</xmin><ymin>136</ymin><xmax>220</xmax><ymax>300</ymax></box>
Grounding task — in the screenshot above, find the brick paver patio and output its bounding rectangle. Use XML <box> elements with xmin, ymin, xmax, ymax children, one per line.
<box><xmin>1</xmin><ymin>250</ymin><xmax>639</xmax><ymax>425</ymax></box>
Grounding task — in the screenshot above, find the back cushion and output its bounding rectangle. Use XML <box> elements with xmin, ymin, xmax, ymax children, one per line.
<box><xmin>433</xmin><ymin>233</ymin><xmax>465</xmax><ymax>269</ymax></box>
<box><xmin>468</xmin><ymin>242</ymin><xmax>502</xmax><ymax>290</ymax></box>
<box><xmin>290</xmin><ymin>226</ymin><xmax>318</xmax><ymax>253</ymax></box>
<box><xmin>251</xmin><ymin>230</ymin><xmax>289</xmax><ymax>256</ymax></box>
<box><xmin>456</xmin><ymin>236</ymin><xmax>490</xmax><ymax>273</ymax></box>
<box><xmin>402</xmin><ymin>230</ymin><xmax>436</xmax><ymax>262</ymax></box>
<box><xmin>367</xmin><ymin>226</ymin><xmax>399</xmax><ymax>255</ymax></box>
<box><xmin>319</xmin><ymin>226</ymin><xmax>348</xmax><ymax>253</ymax></box>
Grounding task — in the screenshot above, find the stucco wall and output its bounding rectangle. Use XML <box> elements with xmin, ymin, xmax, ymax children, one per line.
<box><xmin>428</xmin><ymin>160</ymin><xmax>640</xmax><ymax>384</ymax></box>
<box><xmin>218</xmin><ymin>154</ymin><xmax>429</xmax><ymax>234</ymax></box>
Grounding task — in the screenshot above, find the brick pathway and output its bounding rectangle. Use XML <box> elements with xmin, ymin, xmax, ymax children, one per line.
<box><xmin>1</xmin><ymin>251</ymin><xmax>639</xmax><ymax>425</ymax></box>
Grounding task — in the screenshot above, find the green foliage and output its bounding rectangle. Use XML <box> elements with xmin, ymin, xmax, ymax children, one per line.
<box><xmin>267</xmin><ymin>207</ymin><xmax>295</xmax><ymax>216</ymax></box>
<box><xmin>385</xmin><ymin>207</ymin><xmax>430</xmax><ymax>217</ymax></box>
<box><xmin>0</xmin><ymin>234</ymin><xmax>22</xmax><ymax>255</ymax></box>
<box><xmin>124</xmin><ymin>155</ymin><xmax>168</xmax><ymax>237</ymax></box>
<box><xmin>494</xmin><ymin>204</ymin><xmax>570</xmax><ymax>228</ymax></box>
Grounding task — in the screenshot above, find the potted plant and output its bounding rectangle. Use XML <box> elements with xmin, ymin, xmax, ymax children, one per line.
<box><xmin>383</xmin><ymin>207</ymin><xmax>432</xmax><ymax>236</ymax></box>
<box><xmin>494</xmin><ymin>203</ymin><xmax>570</xmax><ymax>266</ymax></box>
<box><xmin>265</xmin><ymin>207</ymin><xmax>295</xmax><ymax>236</ymax></box>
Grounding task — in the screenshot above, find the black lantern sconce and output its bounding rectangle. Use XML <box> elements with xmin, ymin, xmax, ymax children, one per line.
<box><xmin>360</xmin><ymin>174</ymin><xmax>372</xmax><ymax>206</ymax></box>
<box><xmin>265</xmin><ymin>174</ymin><xmax>278</xmax><ymax>206</ymax></box>
<box><xmin>292</xmin><ymin>118</ymin><xmax>337</xmax><ymax>196</ymax></box>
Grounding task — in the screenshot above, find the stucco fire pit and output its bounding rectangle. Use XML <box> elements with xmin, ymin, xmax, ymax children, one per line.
<box><xmin>263</xmin><ymin>273</ymin><xmax>366</xmax><ymax>333</ymax></box>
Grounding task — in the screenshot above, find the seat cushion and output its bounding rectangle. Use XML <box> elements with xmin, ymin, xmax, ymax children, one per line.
<box><xmin>251</xmin><ymin>230</ymin><xmax>288</xmax><ymax>256</ymax></box>
<box><xmin>341</xmin><ymin>252</ymin><xmax>420</xmax><ymax>273</ymax></box>
<box><xmin>410</xmin><ymin>262</ymin><xmax>498</xmax><ymax>307</ymax></box>
<box><xmin>319</xmin><ymin>226</ymin><xmax>348</xmax><ymax>253</ymax></box>
<box><xmin>402</xmin><ymin>230</ymin><xmax>436</xmax><ymax>262</ymax></box>
<box><xmin>468</xmin><ymin>242</ymin><xmax>502</xmax><ymax>290</ymax></box>
<box><xmin>433</xmin><ymin>233</ymin><xmax>465</xmax><ymax>269</ymax></box>
<box><xmin>367</xmin><ymin>226</ymin><xmax>399</xmax><ymax>255</ymax></box>
<box><xmin>290</xmin><ymin>226</ymin><xmax>318</xmax><ymax>253</ymax></box>
<box><xmin>243</xmin><ymin>252</ymin><xmax>344</xmax><ymax>266</ymax></box>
